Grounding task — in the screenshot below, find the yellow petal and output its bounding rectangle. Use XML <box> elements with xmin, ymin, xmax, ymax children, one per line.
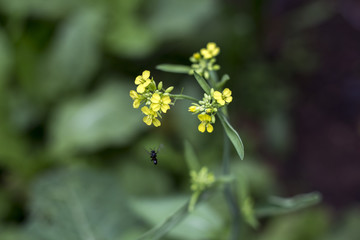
<box><xmin>129</xmin><ymin>90</ymin><xmax>138</xmax><ymax>99</ymax></box>
<box><xmin>162</xmin><ymin>95</ymin><xmax>171</xmax><ymax>104</ymax></box>
<box><xmin>207</xmin><ymin>124</ymin><xmax>214</xmax><ymax>133</ymax></box>
<box><xmin>223</xmin><ymin>88</ymin><xmax>231</xmax><ymax>97</ymax></box>
<box><xmin>198</xmin><ymin>113</ymin><xmax>206</xmax><ymax>121</ymax></box>
<box><xmin>135</xmin><ymin>76</ymin><xmax>142</xmax><ymax>85</ymax></box>
<box><xmin>153</xmin><ymin>118</ymin><xmax>161</xmax><ymax>127</ymax></box>
<box><xmin>198</xmin><ymin>123</ymin><xmax>206</xmax><ymax>133</ymax></box>
<box><xmin>133</xmin><ymin>99</ymin><xmax>141</xmax><ymax>108</ymax></box>
<box><xmin>212</xmin><ymin>47</ymin><xmax>220</xmax><ymax>56</ymax></box>
<box><xmin>213</xmin><ymin>91</ymin><xmax>222</xmax><ymax>100</ymax></box>
<box><xmin>143</xmin><ymin>116</ymin><xmax>152</xmax><ymax>125</ymax></box>
<box><xmin>150</xmin><ymin>103</ymin><xmax>160</xmax><ymax>112</ymax></box>
<box><xmin>141</xmin><ymin>106</ymin><xmax>150</xmax><ymax>115</ymax></box>
<box><xmin>225</xmin><ymin>96</ymin><xmax>233</xmax><ymax>103</ymax></box>
<box><xmin>189</xmin><ymin>106</ymin><xmax>197</xmax><ymax>112</ymax></box>
<box><xmin>161</xmin><ymin>104</ymin><xmax>170</xmax><ymax>113</ymax></box>
<box><xmin>142</xmin><ymin>70</ymin><xmax>150</xmax><ymax>79</ymax></box>
<box><xmin>207</xmin><ymin>42</ymin><xmax>216</xmax><ymax>50</ymax></box>
<box><xmin>151</xmin><ymin>93</ymin><xmax>161</xmax><ymax>103</ymax></box>
<box><xmin>137</xmin><ymin>85</ymin><xmax>145</xmax><ymax>93</ymax></box>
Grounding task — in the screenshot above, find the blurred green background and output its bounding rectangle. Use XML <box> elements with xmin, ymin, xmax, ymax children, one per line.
<box><xmin>0</xmin><ymin>0</ymin><xmax>360</xmax><ymax>239</ymax></box>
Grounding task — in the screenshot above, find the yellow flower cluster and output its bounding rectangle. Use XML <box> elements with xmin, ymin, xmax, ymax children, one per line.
<box><xmin>189</xmin><ymin>42</ymin><xmax>220</xmax><ymax>79</ymax></box>
<box><xmin>130</xmin><ymin>70</ymin><xmax>174</xmax><ymax>127</ymax></box>
<box><xmin>189</xmin><ymin>88</ymin><xmax>233</xmax><ymax>133</ymax></box>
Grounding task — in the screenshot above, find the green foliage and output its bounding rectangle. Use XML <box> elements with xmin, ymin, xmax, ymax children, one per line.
<box><xmin>0</xmin><ymin>0</ymin><xmax>355</xmax><ymax>239</ymax></box>
<box><xmin>156</xmin><ymin>64</ymin><xmax>191</xmax><ymax>74</ymax></box>
<box><xmin>24</xmin><ymin>167</ymin><xmax>136</xmax><ymax>240</ymax></box>
<box><xmin>49</xmin><ymin>81</ymin><xmax>144</xmax><ymax>156</ymax></box>
<box><xmin>218</xmin><ymin>113</ymin><xmax>245</xmax><ymax>160</ymax></box>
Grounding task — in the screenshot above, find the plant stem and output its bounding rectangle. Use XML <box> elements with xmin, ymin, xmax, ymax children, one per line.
<box><xmin>222</xmin><ymin>129</ymin><xmax>241</xmax><ymax>240</ymax></box>
<box><xmin>170</xmin><ymin>94</ymin><xmax>198</xmax><ymax>102</ymax></box>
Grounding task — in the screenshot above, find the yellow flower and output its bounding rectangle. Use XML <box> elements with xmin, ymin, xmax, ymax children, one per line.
<box><xmin>135</xmin><ymin>70</ymin><xmax>151</xmax><ymax>93</ymax></box>
<box><xmin>198</xmin><ymin>113</ymin><xmax>213</xmax><ymax>133</ymax></box>
<box><xmin>200</xmin><ymin>42</ymin><xmax>220</xmax><ymax>59</ymax></box>
<box><xmin>129</xmin><ymin>90</ymin><xmax>141</xmax><ymax>108</ymax></box>
<box><xmin>150</xmin><ymin>93</ymin><xmax>171</xmax><ymax>113</ymax></box>
<box><xmin>188</xmin><ymin>106</ymin><xmax>198</xmax><ymax>113</ymax></box>
<box><xmin>213</xmin><ymin>88</ymin><xmax>233</xmax><ymax>106</ymax></box>
<box><xmin>141</xmin><ymin>106</ymin><xmax>161</xmax><ymax>127</ymax></box>
<box><xmin>190</xmin><ymin>167</ymin><xmax>215</xmax><ymax>192</ymax></box>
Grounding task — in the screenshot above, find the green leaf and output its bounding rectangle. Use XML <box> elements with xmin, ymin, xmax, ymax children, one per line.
<box><xmin>49</xmin><ymin>81</ymin><xmax>144</xmax><ymax>157</ymax></box>
<box><xmin>193</xmin><ymin>72</ymin><xmax>211</xmax><ymax>94</ymax></box>
<box><xmin>255</xmin><ymin>192</ymin><xmax>322</xmax><ymax>217</ymax></box>
<box><xmin>218</xmin><ymin>113</ymin><xmax>244</xmax><ymax>160</ymax></box>
<box><xmin>38</xmin><ymin>7</ymin><xmax>105</xmax><ymax>100</ymax></box>
<box><xmin>133</xmin><ymin>196</ymin><xmax>222</xmax><ymax>240</ymax></box>
<box><xmin>156</xmin><ymin>64</ymin><xmax>191</xmax><ymax>74</ymax></box>
<box><xmin>215</xmin><ymin>74</ymin><xmax>230</xmax><ymax>90</ymax></box>
<box><xmin>25</xmin><ymin>167</ymin><xmax>137</xmax><ymax>240</ymax></box>
<box><xmin>135</xmin><ymin>198</ymin><xmax>189</xmax><ymax>240</ymax></box>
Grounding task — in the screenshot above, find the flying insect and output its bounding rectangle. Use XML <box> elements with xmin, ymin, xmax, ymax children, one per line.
<box><xmin>147</xmin><ymin>144</ymin><xmax>163</xmax><ymax>165</ymax></box>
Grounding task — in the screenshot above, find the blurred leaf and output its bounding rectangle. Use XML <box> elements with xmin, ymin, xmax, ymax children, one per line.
<box><xmin>258</xmin><ymin>208</ymin><xmax>329</xmax><ymax>240</ymax></box>
<box><xmin>105</xmin><ymin>0</ymin><xmax>156</xmax><ymax>58</ymax></box>
<box><xmin>0</xmin><ymin>29</ymin><xmax>13</xmax><ymax>88</ymax></box>
<box><xmin>38</xmin><ymin>7</ymin><xmax>104</xmax><ymax>101</ymax></box>
<box><xmin>215</xmin><ymin>74</ymin><xmax>230</xmax><ymax>90</ymax></box>
<box><xmin>25</xmin><ymin>167</ymin><xmax>136</xmax><ymax>240</ymax></box>
<box><xmin>184</xmin><ymin>140</ymin><xmax>200</xmax><ymax>171</ymax></box>
<box><xmin>193</xmin><ymin>72</ymin><xmax>211</xmax><ymax>94</ymax></box>
<box><xmin>133</xmin><ymin>196</ymin><xmax>223</xmax><ymax>240</ymax></box>
<box><xmin>49</xmin><ymin>81</ymin><xmax>144</xmax><ymax>156</ymax></box>
<box><xmin>256</xmin><ymin>192</ymin><xmax>322</xmax><ymax>217</ymax></box>
<box><xmin>156</xmin><ymin>64</ymin><xmax>191</xmax><ymax>74</ymax></box>
<box><xmin>148</xmin><ymin>0</ymin><xmax>218</xmax><ymax>39</ymax></box>
<box><xmin>218</xmin><ymin>112</ymin><xmax>244</xmax><ymax>160</ymax></box>
<box><xmin>325</xmin><ymin>208</ymin><xmax>360</xmax><ymax>240</ymax></box>
<box><xmin>0</xmin><ymin>0</ymin><xmax>89</xmax><ymax>19</ymax></box>
<box><xmin>0</xmin><ymin>225</ymin><xmax>28</xmax><ymax>240</ymax></box>
<box><xmin>136</xmin><ymin>198</ymin><xmax>189</xmax><ymax>240</ymax></box>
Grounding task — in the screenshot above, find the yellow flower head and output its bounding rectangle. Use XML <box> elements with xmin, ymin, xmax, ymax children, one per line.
<box><xmin>190</xmin><ymin>167</ymin><xmax>215</xmax><ymax>192</ymax></box>
<box><xmin>198</xmin><ymin>113</ymin><xmax>213</xmax><ymax>133</ymax></box>
<box><xmin>141</xmin><ymin>106</ymin><xmax>161</xmax><ymax>127</ymax></box>
<box><xmin>213</xmin><ymin>88</ymin><xmax>233</xmax><ymax>106</ymax></box>
<box><xmin>150</xmin><ymin>93</ymin><xmax>171</xmax><ymax>113</ymax></box>
<box><xmin>129</xmin><ymin>90</ymin><xmax>141</xmax><ymax>108</ymax></box>
<box><xmin>188</xmin><ymin>105</ymin><xmax>198</xmax><ymax>113</ymax></box>
<box><xmin>135</xmin><ymin>70</ymin><xmax>151</xmax><ymax>93</ymax></box>
<box><xmin>200</xmin><ymin>42</ymin><xmax>220</xmax><ymax>59</ymax></box>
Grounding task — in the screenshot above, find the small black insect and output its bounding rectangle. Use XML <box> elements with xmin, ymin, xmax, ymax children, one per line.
<box><xmin>150</xmin><ymin>149</ymin><xmax>158</xmax><ymax>165</ymax></box>
<box><xmin>147</xmin><ymin>145</ymin><xmax>163</xmax><ymax>165</ymax></box>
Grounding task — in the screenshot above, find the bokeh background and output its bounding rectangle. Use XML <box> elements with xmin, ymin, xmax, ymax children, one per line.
<box><xmin>0</xmin><ymin>0</ymin><xmax>359</xmax><ymax>239</ymax></box>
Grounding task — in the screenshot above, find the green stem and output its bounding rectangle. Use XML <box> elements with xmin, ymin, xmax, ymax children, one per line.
<box><xmin>170</xmin><ymin>94</ymin><xmax>198</xmax><ymax>102</ymax></box>
<box><xmin>222</xmin><ymin>130</ymin><xmax>241</xmax><ymax>240</ymax></box>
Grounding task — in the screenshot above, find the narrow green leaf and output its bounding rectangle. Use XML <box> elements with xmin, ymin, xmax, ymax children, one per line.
<box><xmin>193</xmin><ymin>72</ymin><xmax>211</xmax><ymax>94</ymax></box>
<box><xmin>184</xmin><ymin>140</ymin><xmax>200</xmax><ymax>171</ymax></box>
<box><xmin>137</xmin><ymin>201</ymin><xmax>189</xmax><ymax>240</ymax></box>
<box><xmin>215</xmin><ymin>74</ymin><xmax>230</xmax><ymax>90</ymax></box>
<box><xmin>156</xmin><ymin>64</ymin><xmax>191</xmax><ymax>74</ymax></box>
<box><xmin>255</xmin><ymin>192</ymin><xmax>322</xmax><ymax>217</ymax></box>
<box><xmin>218</xmin><ymin>113</ymin><xmax>244</xmax><ymax>160</ymax></box>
